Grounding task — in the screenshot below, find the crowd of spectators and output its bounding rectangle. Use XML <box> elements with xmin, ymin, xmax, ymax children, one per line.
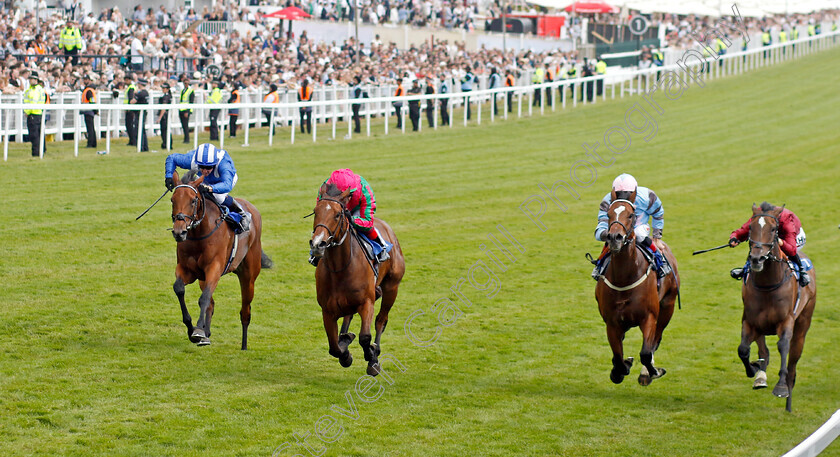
<box><xmin>0</xmin><ymin>1</ymin><xmax>837</xmax><ymax>98</ymax></box>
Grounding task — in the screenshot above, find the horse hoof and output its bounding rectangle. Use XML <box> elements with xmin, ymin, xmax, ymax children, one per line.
<box><xmin>339</xmin><ymin>353</ymin><xmax>353</xmax><ymax>368</ymax></box>
<box><xmin>367</xmin><ymin>363</ymin><xmax>381</xmax><ymax>377</ymax></box>
<box><xmin>638</xmin><ymin>374</ymin><xmax>652</xmax><ymax>386</ymax></box>
<box><xmin>610</xmin><ymin>370</ymin><xmax>625</xmax><ymax>384</ymax></box>
<box><xmin>196</xmin><ymin>337</ymin><xmax>211</xmax><ymax>346</ymax></box>
<box><xmin>623</xmin><ymin>357</ymin><xmax>634</xmax><ymax>374</ymax></box>
<box><xmin>651</xmin><ymin>368</ymin><xmax>666</xmax><ymax>380</ymax></box>
<box><xmin>772</xmin><ymin>384</ymin><xmax>790</xmax><ymax>398</ymax></box>
<box><xmin>190</xmin><ymin>329</ymin><xmax>206</xmax><ymax>343</ymax></box>
<box><xmin>753</xmin><ymin>371</ymin><xmax>768</xmax><ymax>389</ymax></box>
<box><xmin>338</xmin><ymin>332</ymin><xmax>356</xmax><ymax>349</ymax></box>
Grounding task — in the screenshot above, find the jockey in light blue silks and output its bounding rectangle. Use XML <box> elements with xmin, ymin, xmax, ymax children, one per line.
<box><xmin>164</xmin><ymin>143</ymin><xmax>251</xmax><ymax>232</ymax></box>
<box><xmin>592</xmin><ymin>173</ymin><xmax>670</xmax><ymax>279</ymax></box>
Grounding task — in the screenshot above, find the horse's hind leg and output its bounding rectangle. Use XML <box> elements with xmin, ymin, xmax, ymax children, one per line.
<box><xmin>783</xmin><ymin>303</ymin><xmax>814</xmax><ymax>412</ymax></box>
<box><xmin>238</xmin><ymin>273</ymin><xmax>255</xmax><ymax>350</ymax></box>
<box><xmin>324</xmin><ymin>313</ymin><xmax>352</xmax><ymax>368</ymax></box>
<box><xmin>606</xmin><ymin>324</ymin><xmax>632</xmax><ymax>384</ymax></box>
<box><xmin>357</xmin><ymin>299</ymin><xmax>379</xmax><ymax>376</ymax></box>
<box><xmin>368</xmin><ymin>282</ymin><xmax>400</xmax><ymax>376</ymax></box>
<box><xmin>174</xmin><ymin>268</ymin><xmax>199</xmax><ymax>343</ymax></box>
<box><xmin>639</xmin><ymin>313</ymin><xmax>665</xmax><ymax>386</ymax></box>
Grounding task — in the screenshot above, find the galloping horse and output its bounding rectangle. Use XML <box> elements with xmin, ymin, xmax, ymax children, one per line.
<box><xmin>595</xmin><ymin>189</ymin><xmax>680</xmax><ymax>385</ymax></box>
<box><xmin>309</xmin><ymin>183</ymin><xmax>405</xmax><ymax>376</ymax></box>
<box><xmin>737</xmin><ymin>204</ymin><xmax>816</xmax><ymax>412</ymax></box>
<box><xmin>170</xmin><ymin>170</ymin><xmax>272</xmax><ymax>349</ymax></box>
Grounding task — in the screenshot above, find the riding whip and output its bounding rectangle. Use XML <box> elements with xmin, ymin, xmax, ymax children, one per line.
<box><xmin>136</xmin><ymin>189</ymin><xmax>171</xmax><ymax>220</ymax></box>
<box><xmin>692</xmin><ymin>244</ymin><xmax>731</xmax><ymax>255</ymax></box>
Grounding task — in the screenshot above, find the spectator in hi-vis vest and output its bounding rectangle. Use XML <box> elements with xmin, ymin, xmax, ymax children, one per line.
<box><xmin>179</xmin><ymin>73</ymin><xmax>196</xmax><ymax>144</ymax></box>
<box><xmin>58</xmin><ymin>19</ymin><xmax>82</xmax><ymax>65</ymax></box>
<box><xmin>23</xmin><ymin>72</ymin><xmax>47</xmax><ymax>157</ymax></box>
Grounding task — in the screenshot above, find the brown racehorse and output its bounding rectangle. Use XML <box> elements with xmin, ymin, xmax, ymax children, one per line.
<box><xmin>595</xmin><ymin>189</ymin><xmax>680</xmax><ymax>385</ymax></box>
<box><xmin>169</xmin><ymin>170</ymin><xmax>272</xmax><ymax>349</ymax></box>
<box><xmin>309</xmin><ymin>183</ymin><xmax>405</xmax><ymax>376</ymax></box>
<box><xmin>737</xmin><ymin>204</ymin><xmax>816</xmax><ymax>412</ymax></box>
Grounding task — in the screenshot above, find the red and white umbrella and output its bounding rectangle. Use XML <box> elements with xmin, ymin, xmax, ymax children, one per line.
<box><xmin>563</xmin><ymin>1</ymin><xmax>619</xmax><ymax>13</ymax></box>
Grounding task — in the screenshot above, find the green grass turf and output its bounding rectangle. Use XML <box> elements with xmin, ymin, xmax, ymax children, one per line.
<box><xmin>2</xmin><ymin>46</ymin><xmax>840</xmax><ymax>457</ymax></box>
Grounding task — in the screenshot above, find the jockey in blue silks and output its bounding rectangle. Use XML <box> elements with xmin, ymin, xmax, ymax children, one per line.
<box><xmin>164</xmin><ymin>143</ymin><xmax>251</xmax><ymax>231</ymax></box>
<box><xmin>592</xmin><ymin>173</ymin><xmax>670</xmax><ymax>279</ymax></box>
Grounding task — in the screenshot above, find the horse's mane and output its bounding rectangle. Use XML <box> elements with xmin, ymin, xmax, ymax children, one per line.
<box><xmin>181</xmin><ymin>170</ymin><xmax>199</xmax><ymax>184</ymax></box>
<box><xmin>615</xmin><ymin>190</ymin><xmax>633</xmax><ymax>201</ymax></box>
<box><xmin>322</xmin><ymin>183</ymin><xmax>343</xmax><ymax>198</ymax></box>
<box><xmin>760</xmin><ymin>201</ymin><xmax>774</xmax><ymax>212</ymax></box>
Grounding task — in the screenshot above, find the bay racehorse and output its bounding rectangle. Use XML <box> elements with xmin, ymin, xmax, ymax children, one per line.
<box><xmin>170</xmin><ymin>170</ymin><xmax>272</xmax><ymax>349</ymax></box>
<box><xmin>309</xmin><ymin>183</ymin><xmax>405</xmax><ymax>376</ymax></box>
<box><xmin>737</xmin><ymin>204</ymin><xmax>816</xmax><ymax>412</ymax></box>
<box><xmin>595</xmin><ymin>188</ymin><xmax>680</xmax><ymax>385</ymax></box>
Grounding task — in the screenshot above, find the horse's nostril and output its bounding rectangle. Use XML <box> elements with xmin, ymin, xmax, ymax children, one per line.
<box><xmin>318</xmin><ymin>241</ymin><xmax>327</xmax><ymax>248</ymax></box>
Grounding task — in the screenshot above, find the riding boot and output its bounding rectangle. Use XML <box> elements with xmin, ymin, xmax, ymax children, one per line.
<box><xmin>730</xmin><ymin>268</ymin><xmax>744</xmax><ymax>280</ymax></box>
<box><xmin>370</xmin><ymin>233</ymin><xmax>390</xmax><ymax>262</ymax></box>
<box><xmin>223</xmin><ymin>195</ymin><xmax>251</xmax><ymax>232</ymax></box>
<box><xmin>790</xmin><ymin>254</ymin><xmax>810</xmax><ymax>287</ymax></box>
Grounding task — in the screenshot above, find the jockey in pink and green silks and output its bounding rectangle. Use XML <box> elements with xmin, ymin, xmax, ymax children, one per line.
<box><xmin>318</xmin><ymin>168</ymin><xmax>389</xmax><ymax>260</ymax></box>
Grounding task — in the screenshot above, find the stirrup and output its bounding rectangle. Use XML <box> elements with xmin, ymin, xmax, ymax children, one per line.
<box><xmin>730</xmin><ymin>268</ymin><xmax>744</xmax><ymax>280</ymax></box>
<box><xmin>591</xmin><ymin>265</ymin><xmax>600</xmax><ymax>281</ymax></box>
<box><xmin>798</xmin><ymin>274</ymin><xmax>810</xmax><ymax>287</ymax></box>
<box><xmin>657</xmin><ymin>263</ymin><xmax>672</xmax><ymax>279</ymax></box>
<box><xmin>239</xmin><ymin>212</ymin><xmax>251</xmax><ymax>232</ymax></box>
<box><xmin>377</xmin><ymin>249</ymin><xmax>390</xmax><ymax>262</ymax></box>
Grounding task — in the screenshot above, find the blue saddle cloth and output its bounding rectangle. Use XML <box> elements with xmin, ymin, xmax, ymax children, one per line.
<box><xmin>359</xmin><ymin>231</ymin><xmax>392</xmax><ymax>260</ymax></box>
<box><xmin>221</xmin><ymin>207</ymin><xmax>244</xmax><ymax>234</ymax></box>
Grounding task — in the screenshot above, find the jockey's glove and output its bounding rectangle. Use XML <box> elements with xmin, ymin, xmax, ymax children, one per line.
<box><xmin>198</xmin><ymin>183</ymin><xmax>212</xmax><ymax>193</ymax></box>
<box><xmin>165</xmin><ymin>177</ymin><xmax>175</xmax><ymax>191</ymax></box>
<box><xmin>729</xmin><ymin>238</ymin><xmax>740</xmax><ymax>247</ymax></box>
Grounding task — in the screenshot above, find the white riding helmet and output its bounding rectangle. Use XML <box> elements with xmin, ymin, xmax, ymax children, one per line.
<box><xmin>612</xmin><ymin>173</ymin><xmax>638</xmax><ymax>192</ymax></box>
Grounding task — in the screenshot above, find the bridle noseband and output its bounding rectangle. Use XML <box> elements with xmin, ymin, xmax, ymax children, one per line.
<box><xmin>607</xmin><ymin>199</ymin><xmax>637</xmax><ymax>247</ymax></box>
<box><xmin>172</xmin><ymin>184</ymin><xmax>206</xmax><ymax>231</ymax></box>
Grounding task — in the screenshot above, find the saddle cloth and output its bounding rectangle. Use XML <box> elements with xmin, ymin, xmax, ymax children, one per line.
<box><xmin>357</xmin><ymin>230</ymin><xmax>392</xmax><ymax>262</ymax></box>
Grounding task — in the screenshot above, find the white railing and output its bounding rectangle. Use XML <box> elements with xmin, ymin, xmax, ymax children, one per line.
<box><xmin>783</xmin><ymin>409</ymin><xmax>840</xmax><ymax>457</ymax></box>
<box><xmin>2</xmin><ymin>31</ymin><xmax>839</xmax><ymax>160</ymax></box>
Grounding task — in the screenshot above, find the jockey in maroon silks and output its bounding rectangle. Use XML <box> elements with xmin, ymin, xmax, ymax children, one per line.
<box><xmin>728</xmin><ymin>202</ymin><xmax>809</xmax><ymax>287</ymax></box>
<box><xmin>319</xmin><ymin>168</ymin><xmax>390</xmax><ymax>262</ymax></box>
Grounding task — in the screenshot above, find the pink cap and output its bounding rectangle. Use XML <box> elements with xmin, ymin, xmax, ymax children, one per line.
<box><xmin>328</xmin><ymin>168</ymin><xmax>357</xmax><ymax>192</ymax></box>
<box><xmin>612</xmin><ymin>173</ymin><xmax>637</xmax><ymax>192</ymax></box>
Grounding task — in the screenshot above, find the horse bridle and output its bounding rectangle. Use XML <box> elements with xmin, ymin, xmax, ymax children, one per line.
<box><xmin>172</xmin><ymin>184</ymin><xmax>206</xmax><ymax>231</ymax></box>
<box><xmin>313</xmin><ymin>197</ymin><xmax>350</xmax><ymax>250</ymax></box>
<box><xmin>748</xmin><ymin>212</ymin><xmax>784</xmax><ymax>263</ymax></box>
<box><xmin>607</xmin><ymin>199</ymin><xmax>637</xmax><ymax>247</ymax></box>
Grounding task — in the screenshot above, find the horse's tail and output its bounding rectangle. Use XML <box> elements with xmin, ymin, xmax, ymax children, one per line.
<box><xmin>261</xmin><ymin>250</ymin><xmax>274</xmax><ymax>269</ymax></box>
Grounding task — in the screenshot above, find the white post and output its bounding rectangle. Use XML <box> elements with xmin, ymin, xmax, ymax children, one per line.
<box><xmin>74</xmin><ymin>108</ymin><xmax>79</xmax><ymax>157</ymax></box>
<box><xmin>39</xmin><ymin>107</ymin><xmax>46</xmax><ymax>159</ymax></box>
<box><xmin>463</xmin><ymin>95</ymin><xmax>468</xmax><ymax>126</ymax></box>
<box><xmin>220</xmin><ymin>109</ymin><xmax>226</xmax><ymax>149</ymax></box>
<box><xmin>491</xmin><ymin>92</ymin><xmax>495</xmax><ymax>122</ymax></box>
<box><xmin>192</xmin><ymin>107</ymin><xmax>199</xmax><ymax>150</ymax></box>
<box><xmin>167</xmin><ymin>107</ymin><xmax>174</xmax><ymax>150</ymax></box>
<box><xmin>366</xmin><ymin>102</ymin><xmax>371</xmax><ymax>137</ymax></box>
<box><xmin>290</xmin><ymin>114</ymin><xmax>295</xmax><ymax>145</ymax></box>
<box><xmin>268</xmin><ymin>109</ymin><xmax>274</xmax><ymax>146</ymax></box>
<box><xmin>573</xmin><ymin>83</ymin><xmax>577</xmax><ymax>107</ymax></box>
<box><xmin>477</xmin><ymin>94</ymin><xmax>481</xmax><ymax>125</ymax></box>
<box><xmin>331</xmin><ymin>101</ymin><xmax>337</xmax><ymax>140</ymax></box>
<box><xmin>401</xmin><ymin>105</ymin><xmax>406</xmax><ymax>134</ymax></box>
<box><xmin>243</xmin><ymin>103</ymin><xmax>250</xmax><ymax>147</ymax></box>
<box><xmin>137</xmin><ymin>108</ymin><xmax>143</xmax><ymax>153</ymax></box>
<box><xmin>528</xmin><ymin>89</ymin><xmax>533</xmax><ymax>116</ymax></box>
<box><xmin>517</xmin><ymin>89</ymin><xmax>522</xmax><ymax>118</ymax></box>
<box><xmin>312</xmin><ymin>105</ymin><xmax>317</xmax><ymax>142</ymax></box>
<box><xmin>1</xmin><ymin>108</ymin><xmax>6</xmax><ymax>161</ymax></box>
<box><xmin>105</xmin><ymin>107</ymin><xmax>111</xmax><ymax>153</ymax></box>
<box><xmin>384</xmin><ymin>103</ymin><xmax>389</xmax><ymax>135</ymax></box>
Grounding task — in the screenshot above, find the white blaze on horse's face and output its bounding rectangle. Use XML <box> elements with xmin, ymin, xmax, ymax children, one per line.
<box><xmin>758</xmin><ymin>217</ymin><xmax>766</xmax><ymax>228</ymax></box>
<box><xmin>613</xmin><ymin>206</ymin><xmax>626</xmax><ymax>218</ymax></box>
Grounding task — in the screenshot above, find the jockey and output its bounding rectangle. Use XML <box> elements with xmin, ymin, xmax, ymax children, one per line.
<box><xmin>728</xmin><ymin>201</ymin><xmax>809</xmax><ymax>286</ymax></box>
<box><xmin>319</xmin><ymin>168</ymin><xmax>389</xmax><ymax>262</ymax></box>
<box><xmin>164</xmin><ymin>143</ymin><xmax>251</xmax><ymax>232</ymax></box>
<box><xmin>592</xmin><ymin>173</ymin><xmax>671</xmax><ymax>279</ymax></box>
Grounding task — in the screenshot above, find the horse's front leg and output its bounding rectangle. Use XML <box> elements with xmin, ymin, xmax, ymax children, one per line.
<box><xmin>338</xmin><ymin>315</ymin><xmax>356</xmax><ymax>352</ymax></box>
<box><xmin>193</xmin><ymin>267</ymin><xmax>221</xmax><ymax>346</ymax></box>
<box><xmin>752</xmin><ymin>335</ymin><xmax>770</xmax><ymax>389</ymax></box>
<box><xmin>738</xmin><ymin>319</ymin><xmax>760</xmax><ymax>378</ymax></box>
<box><xmin>772</xmin><ymin>320</ymin><xmax>795</xmax><ymax>399</ymax></box>
<box><xmin>606</xmin><ymin>323</ymin><xmax>632</xmax><ymax>384</ymax></box>
<box><xmin>357</xmin><ymin>299</ymin><xmax>379</xmax><ymax>376</ymax></box>
<box><xmin>325</xmin><ymin>313</ymin><xmax>352</xmax><ymax>368</ymax></box>
<box><xmin>174</xmin><ymin>267</ymin><xmax>198</xmax><ymax>343</ymax></box>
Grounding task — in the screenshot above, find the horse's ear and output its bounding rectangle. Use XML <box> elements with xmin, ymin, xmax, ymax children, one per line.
<box><xmin>339</xmin><ymin>188</ymin><xmax>352</xmax><ymax>204</ymax></box>
<box><xmin>172</xmin><ymin>171</ymin><xmax>180</xmax><ymax>184</ymax></box>
<box><xmin>752</xmin><ymin>203</ymin><xmax>761</xmax><ymax>215</ymax></box>
<box><xmin>772</xmin><ymin>204</ymin><xmax>785</xmax><ymax>217</ymax></box>
<box><xmin>610</xmin><ymin>188</ymin><xmax>617</xmax><ymax>202</ymax></box>
<box><xmin>318</xmin><ymin>183</ymin><xmax>328</xmax><ymax>199</ymax></box>
<box><xmin>190</xmin><ymin>173</ymin><xmax>206</xmax><ymax>187</ymax></box>
<box><xmin>628</xmin><ymin>188</ymin><xmax>637</xmax><ymax>203</ymax></box>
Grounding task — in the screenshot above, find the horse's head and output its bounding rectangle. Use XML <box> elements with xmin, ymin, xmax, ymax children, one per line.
<box><xmin>309</xmin><ymin>183</ymin><xmax>352</xmax><ymax>259</ymax></box>
<box><xmin>170</xmin><ymin>171</ymin><xmax>205</xmax><ymax>242</ymax></box>
<box><xmin>606</xmin><ymin>188</ymin><xmax>637</xmax><ymax>253</ymax></box>
<box><xmin>748</xmin><ymin>202</ymin><xmax>783</xmax><ymax>272</ymax></box>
